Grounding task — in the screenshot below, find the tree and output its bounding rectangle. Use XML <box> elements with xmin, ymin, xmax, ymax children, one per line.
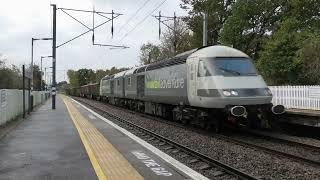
<box><xmin>159</xmin><ymin>20</ymin><xmax>193</xmax><ymax>58</ymax></box>
<box><xmin>220</xmin><ymin>0</ymin><xmax>286</xmax><ymax>59</ymax></box>
<box><xmin>0</xmin><ymin>55</ymin><xmax>22</xmax><ymax>89</ymax></box>
<box><xmin>67</xmin><ymin>67</ymin><xmax>130</xmax><ymax>89</ymax></box>
<box><xmin>139</xmin><ymin>20</ymin><xmax>193</xmax><ymax>64</ymax></box>
<box><xmin>77</xmin><ymin>69</ymin><xmax>96</xmax><ymax>86</ymax></box>
<box><xmin>139</xmin><ymin>43</ymin><xmax>161</xmax><ymax>65</ymax></box>
<box><xmin>256</xmin><ymin>0</ymin><xmax>320</xmax><ymax>85</ymax></box>
<box><xmin>67</xmin><ymin>70</ymin><xmax>79</xmax><ymax>88</ymax></box>
<box><xmin>95</xmin><ymin>69</ymin><xmax>108</xmax><ymax>83</ymax></box>
<box><xmin>181</xmin><ymin>0</ymin><xmax>235</xmax><ymax>46</ymax></box>
<box><xmin>32</xmin><ymin>65</ymin><xmax>42</xmax><ymax>90</ymax></box>
<box><xmin>257</xmin><ymin>18</ymin><xmax>307</xmax><ymax>85</ymax></box>
<box><xmin>295</xmin><ymin>35</ymin><xmax>320</xmax><ymax>84</ymax></box>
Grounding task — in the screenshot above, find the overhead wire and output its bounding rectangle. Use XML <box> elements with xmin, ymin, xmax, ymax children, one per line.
<box><xmin>116</xmin><ymin>0</ymin><xmax>153</xmax><ymax>34</ymax></box>
<box><xmin>119</xmin><ymin>0</ymin><xmax>167</xmax><ymax>42</ymax></box>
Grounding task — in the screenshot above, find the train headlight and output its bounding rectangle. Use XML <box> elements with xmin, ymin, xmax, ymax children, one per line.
<box><xmin>231</xmin><ymin>90</ymin><xmax>238</xmax><ymax>96</ymax></box>
<box><xmin>223</xmin><ymin>90</ymin><xmax>231</xmax><ymax>96</ymax></box>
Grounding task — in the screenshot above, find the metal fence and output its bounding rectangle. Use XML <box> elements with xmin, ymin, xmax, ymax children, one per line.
<box><xmin>269</xmin><ymin>86</ymin><xmax>320</xmax><ymax>110</ymax></box>
<box><xmin>0</xmin><ymin>89</ymin><xmax>49</xmax><ymax>126</ymax></box>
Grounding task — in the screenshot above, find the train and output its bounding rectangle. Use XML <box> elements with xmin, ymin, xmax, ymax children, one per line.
<box><xmin>67</xmin><ymin>45</ymin><xmax>285</xmax><ymax>132</ymax></box>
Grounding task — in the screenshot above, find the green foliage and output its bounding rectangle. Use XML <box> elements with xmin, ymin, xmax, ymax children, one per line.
<box><xmin>139</xmin><ymin>43</ymin><xmax>161</xmax><ymax>65</ymax></box>
<box><xmin>32</xmin><ymin>65</ymin><xmax>42</xmax><ymax>90</ymax></box>
<box><xmin>67</xmin><ymin>70</ymin><xmax>79</xmax><ymax>88</ymax></box>
<box><xmin>181</xmin><ymin>0</ymin><xmax>235</xmax><ymax>45</ymax></box>
<box><xmin>66</xmin><ymin>67</ymin><xmax>129</xmax><ymax>89</ymax></box>
<box><xmin>180</xmin><ymin>0</ymin><xmax>320</xmax><ymax>85</ymax></box>
<box><xmin>65</xmin><ymin>0</ymin><xmax>320</xmax><ymax>87</ymax></box>
<box><xmin>295</xmin><ymin>35</ymin><xmax>320</xmax><ymax>84</ymax></box>
<box><xmin>77</xmin><ymin>69</ymin><xmax>96</xmax><ymax>86</ymax></box>
<box><xmin>0</xmin><ymin>55</ymin><xmax>22</xmax><ymax>89</ymax></box>
<box><xmin>95</xmin><ymin>69</ymin><xmax>108</xmax><ymax>83</ymax></box>
<box><xmin>0</xmin><ymin>55</ymin><xmax>44</xmax><ymax>90</ymax></box>
<box><xmin>220</xmin><ymin>0</ymin><xmax>285</xmax><ymax>59</ymax></box>
<box><xmin>257</xmin><ymin>18</ymin><xmax>310</xmax><ymax>85</ymax></box>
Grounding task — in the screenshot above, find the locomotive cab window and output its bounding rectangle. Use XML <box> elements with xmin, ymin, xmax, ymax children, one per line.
<box><xmin>198</xmin><ymin>60</ymin><xmax>212</xmax><ymax>77</ymax></box>
<box><xmin>198</xmin><ymin>57</ymin><xmax>257</xmax><ymax>77</ymax></box>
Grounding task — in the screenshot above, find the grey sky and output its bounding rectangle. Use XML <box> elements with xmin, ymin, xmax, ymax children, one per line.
<box><xmin>0</xmin><ymin>0</ymin><xmax>187</xmax><ymax>83</ymax></box>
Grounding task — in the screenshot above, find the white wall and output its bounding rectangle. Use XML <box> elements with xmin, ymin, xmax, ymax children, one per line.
<box><xmin>0</xmin><ymin>89</ymin><xmax>49</xmax><ymax>126</ymax></box>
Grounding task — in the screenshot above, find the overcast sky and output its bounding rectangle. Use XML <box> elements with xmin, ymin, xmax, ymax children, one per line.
<box><xmin>0</xmin><ymin>0</ymin><xmax>187</xmax><ymax>83</ymax></box>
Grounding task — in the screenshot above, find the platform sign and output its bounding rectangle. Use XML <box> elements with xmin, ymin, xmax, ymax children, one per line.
<box><xmin>309</xmin><ymin>87</ymin><xmax>320</xmax><ymax>99</ymax></box>
<box><xmin>52</xmin><ymin>87</ymin><xmax>56</xmax><ymax>95</ymax></box>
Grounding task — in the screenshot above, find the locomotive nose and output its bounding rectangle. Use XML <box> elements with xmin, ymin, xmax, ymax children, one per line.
<box><xmin>230</xmin><ymin>106</ymin><xmax>246</xmax><ymax>116</ymax></box>
<box><xmin>271</xmin><ymin>105</ymin><xmax>285</xmax><ymax>114</ymax></box>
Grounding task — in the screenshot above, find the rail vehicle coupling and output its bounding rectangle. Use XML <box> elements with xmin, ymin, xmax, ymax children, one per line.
<box><xmin>230</xmin><ymin>106</ymin><xmax>246</xmax><ymax>117</ymax></box>
<box><xmin>271</xmin><ymin>104</ymin><xmax>285</xmax><ymax>115</ymax></box>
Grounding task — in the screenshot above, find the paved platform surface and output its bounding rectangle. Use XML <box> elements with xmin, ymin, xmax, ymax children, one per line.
<box><xmin>285</xmin><ymin>108</ymin><xmax>320</xmax><ymax>127</ymax></box>
<box><xmin>0</xmin><ymin>95</ymin><xmax>208</xmax><ymax>180</ymax></box>
<box><xmin>0</xmin><ymin>96</ymin><xmax>96</xmax><ymax>180</ymax></box>
<box><xmin>287</xmin><ymin>108</ymin><xmax>320</xmax><ymax>116</ymax></box>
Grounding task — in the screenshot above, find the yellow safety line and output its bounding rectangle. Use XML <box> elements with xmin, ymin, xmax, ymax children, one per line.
<box><xmin>62</xmin><ymin>95</ymin><xmax>143</xmax><ymax>180</ymax></box>
<box><xmin>63</xmin><ymin>97</ymin><xmax>106</xmax><ymax>180</ymax></box>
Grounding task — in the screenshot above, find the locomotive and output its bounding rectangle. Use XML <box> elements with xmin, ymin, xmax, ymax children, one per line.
<box><xmin>74</xmin><ymin>45</ymin><xmax>285</xmax><ymax>132</ymax></box>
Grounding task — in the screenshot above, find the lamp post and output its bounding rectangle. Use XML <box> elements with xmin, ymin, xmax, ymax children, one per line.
<box><xmin>40</xmin><ymin>56</ymin><xmax>52</xmax><ymax>91</ymax></box>
<box><xmin>44</xmin><ymin>67</ymin><xmax>53</xmax><ymax>91</ymax></box>
<box><xmin>31</xmin><ymin>37</ymin><xmax>52</xmax><ymax>110</ymax></box>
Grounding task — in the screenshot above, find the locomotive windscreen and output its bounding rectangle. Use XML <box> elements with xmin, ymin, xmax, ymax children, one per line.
<box><xmin>198</xmin><ymin>57</ymin><xmax>257</xmax><ymax>77</ymax></box>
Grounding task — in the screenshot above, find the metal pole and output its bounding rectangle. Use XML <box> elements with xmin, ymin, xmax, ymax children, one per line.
<box><xmin>202</xmin><ymin>12</ymin><xmax>208</xmax><ymax>46</ymax></box>
<box><xmin>28</xmin><ymin>79</ymin><xmax>31</xmax><ymax>114</ymax></box>
<box><xmin>30</xmin><ymin>39</ymin><xmax>34</xmax><ymax>111</ymax></box>
<box><xmin>158</xmin><ymin>11</ymin><xmax>161</xmax><ymax>39</ymax></box>
<box><xmin>44</xmin><ymin>67</ymin><xmax>46</xmax><ymax>90</ymax></box>
<box><xmin>111</xmin><ymin>10</ymin><xmax>114</xmax><ymax>38</ymax></box>
<box><xmin>52</xmin><ymin>4</ymin><xmax>57</xmax><ymax>109</ymax></box>
<box><xmin>40</xmin><ymin>57</ymin><xmax>43</xmax><ymax>91</ymax></box>
<box><xmin>22</xmin><ymin>65</ymin><xmax>25</xmax><ymax>118</ymax></box>
<box><xmin>31</xmin><ymin>39</ymin><xmax>34</xmax><ymax>89</ymax></box>
<box><xmin>173</xmin><ymin>12</ymin><xmax>176</xmax><ymax>52</ymax></box>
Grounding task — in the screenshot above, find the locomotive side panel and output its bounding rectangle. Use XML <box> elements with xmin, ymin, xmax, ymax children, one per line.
<box><xmin>100</xmin><ymin>76</ymin><xmax>114</xmax><ymax>97</ymax></box>
<box><xmin>124</xmin><ymin>74</ymin><xmax>137</xmax><ymax>99</ymax></box>
<box><xmin>144</xmin><ymin>64</ymin><xmax>189</xmax><ymax>105</ymax></box>
<box><xmin>113</xmin><ymin>77</ymin><xmax>125</xmax><ymax>98</ymax></box>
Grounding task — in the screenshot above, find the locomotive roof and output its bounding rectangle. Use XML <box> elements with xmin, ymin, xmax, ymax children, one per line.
<box><xmin>114</xmin><ymin>70</ymin><xmax>128</xmax><ymax>78</ymax></box>
<box><xmin>99</xmin><ymin>46</ymin><xmax>249</xmax><ymax>80</ymax></box>
<box><xmin>189</xmin><ymin>45</ymin><xmax>249</xmax><ymax>58</ymax></box>
<box><xmin>101</xmin><ymin>74</ymin><xmax>114</xmax><ymax>80</ymax></box>
<box><xmin>145</xmin><ymin>48</ymin><xmax>198</xmax><ymax>71</ymax></box>
<box><xmin>124</xmin><ymin>67</ymin><xmax>138</xmax><ymax>76</ymax></box>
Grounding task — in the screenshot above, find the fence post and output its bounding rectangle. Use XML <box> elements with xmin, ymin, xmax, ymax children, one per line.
<box><xmin>23</xmin><ymin>65</ymin><xmax>26</xmax><ymax>118</ymax></box>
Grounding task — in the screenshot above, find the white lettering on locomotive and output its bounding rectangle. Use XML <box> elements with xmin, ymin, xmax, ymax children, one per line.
<box><xmin>160</xmin><ymin>78</ymin><xmax>184</xmax><ymax>89</ymax></box>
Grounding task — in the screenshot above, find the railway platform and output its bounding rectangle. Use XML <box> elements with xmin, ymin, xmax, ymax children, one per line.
<box><xmin>0</xmin><ymin>95</ymin><xmax>208</xmax><ymax>180</ymax></box>
<box><xmin>285</xmin><ymin>108</ymin><xmax>320</xmax><ymax>127</ymax></box>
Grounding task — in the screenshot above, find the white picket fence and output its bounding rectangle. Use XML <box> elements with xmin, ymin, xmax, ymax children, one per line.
<box><xmin>269</xmin><ymin>86</ymin><xmax>320</xmax><ymax>110</ymax></box>
<box><xmin>0</xmin><ymin>89</ymin><xmax>49</xmax><ymax>126</ymax></box>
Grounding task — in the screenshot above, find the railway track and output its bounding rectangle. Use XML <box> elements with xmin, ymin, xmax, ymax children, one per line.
<box><xmin>238</xmin><ymin>129</ymin><xmax>320</xmax><ymax>151</ymax></box>
<box><xmin>142</xmin><ymin>115</ymin><xmax>320</xmax><ymax>167</ymax></box>
<box><xmin>74</xmin><ymin>97</ymin><xmax>320</xmax><ymax>178</ymax></box>
<box><xmin>74</xmin><ymin>97</ymin><xmax>260</xmax><ymax>180</ymax></box>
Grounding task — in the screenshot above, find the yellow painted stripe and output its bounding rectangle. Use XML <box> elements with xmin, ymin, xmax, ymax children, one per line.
<box><xmin>62</xmin><ymin>96</ymin><xmax>106</xmax><ymax>180</ymax></box>
<box><xmin>62</xmin><ymin>95</ymin><xmax>143</xmax><ymax>180</ymax></box>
